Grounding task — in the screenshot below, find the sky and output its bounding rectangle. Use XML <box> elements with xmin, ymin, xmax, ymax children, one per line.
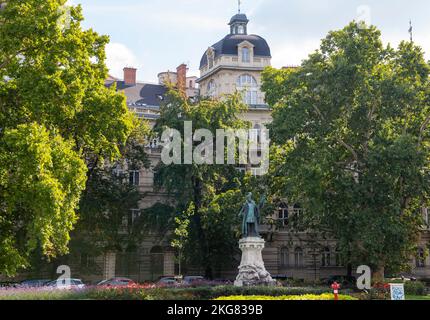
<box><xmin>68</xmin><ymin>0</ymin><xmax>430</xmax><ymax>83</ymax></box>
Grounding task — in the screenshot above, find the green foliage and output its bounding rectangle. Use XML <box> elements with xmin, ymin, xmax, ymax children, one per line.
<box><xmin>0</xmin><ymin>123</ymin><xmax>87</xmax><ymax>275</ymax></box>
<box><xmin>263</xmin><ymin>22</ymin><xmax>430</xmax><ymax>275</ymax></box>
<box><xmin>0</xmin><ymin>0</ymin><xmax>136</xmax><ymax>275</ymax></box>
<box><xmin>152</xmin><ymin>89</ymin><xmax>257</xmax><ymax>277</ymax></box>
<box><xmin>405</xmin><ymin>281</ymin><xmax>426</xmax><ymax>296</ymax></box>
<box><xmin>152</xmin><ymin>89</ymin><xmax>275</xmax><ymax>276</ymax></box>
<box><xmin>71</xmin><ymin>118</ymin><xmax>152</xmax><ymax>256</ymax></box>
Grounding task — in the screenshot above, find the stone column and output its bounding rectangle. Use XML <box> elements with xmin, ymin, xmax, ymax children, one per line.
<box><xmin>103</xmin><ymin>252</ymin><xmax>116</xmax><ymax>280</ymax></box>
<box><xmin>163</xmin><ymin>250</ymin><xmax>175</xmax><ymax>276</ymax></box>
<box><xmin>235</xmin><ymin>237</ymin><xmax>276</xmax><ymax>287</ymax></box>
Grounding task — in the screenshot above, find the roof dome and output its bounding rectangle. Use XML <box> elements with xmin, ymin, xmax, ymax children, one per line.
<box><xmin>199</xmin><ymin>13</ymin><xmax>271</xmax><ymax>69</ymax></box>
<box><xmin>200</xmin><ymin>34</ymin><xmax>271</xmax><ymax>69</ymax></box>
<box><xmin>229</xmin><ymin>13</ymin><xmax>249</xmax><ymax>25</ymax></box>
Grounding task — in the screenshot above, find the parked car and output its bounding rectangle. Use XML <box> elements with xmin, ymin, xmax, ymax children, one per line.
<box><xmin>157</xmin><ymin>276</ymin><xmax>180</xmax><ymax>287</ymax></box>
<box><xmin>326</xmin><ymin>275</ymin><xmax>357</xmax><ymax>288</ymax></box>
<box><xmin>45</xmin><ymin>278</ymin><xmax>85</xmax><ymax>290</ymax></box>
<box><xmin>183</xmin><ymin>276</ymin><xmax>205</xmax><ymax>285</ymax></box>
<box><xmin>213</xmin><ymin>279</ymin><xmax>233</xmax><ymax>285</ymax></box>
<box><xmin>97</xmin><ymin>277</ymin><xmax>136</xmax><ymax>287</ymax></box>
<box><xmin>386</xmin><ymin>275</ymin><xmax>417</xmax><ymax>282</ymax></box>
<box><xmin>0</xmin><ymin>282</ymin><xmax>19</xmax><ymax>288</ymax></box>
<box><xmin>20</xmin><ymin>279</ymin><xmax>51</xmax><ymax>288</ymax></box>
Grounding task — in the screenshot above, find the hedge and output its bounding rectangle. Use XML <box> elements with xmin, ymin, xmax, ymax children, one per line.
<box><xmin>85</xmin><ymin>286</ymin><xmax>337</xmax><ymax>300</ymax></box>
<box><xmin>0</xmin><ymin>285</ymin><xmax>340</xmax><ymax>301</ymax></box>
<box><xmin>215</xmin><ymin>294</ymin><xmax>358</xmax><ymax>301</ymax></box>
<box><xmin>404</xmin><ymin>281</ymin><xmax>426</xmax><ymax>296</ymax></box>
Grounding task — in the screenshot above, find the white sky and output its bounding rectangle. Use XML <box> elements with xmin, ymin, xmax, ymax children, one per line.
<box><xmin>69</xmin><ymin>0</ymin><xmax>430</xmax><ymax>82</ymax></box>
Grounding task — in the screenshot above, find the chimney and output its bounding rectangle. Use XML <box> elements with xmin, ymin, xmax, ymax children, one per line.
<box><xmin>176</xmin><ymin>64</ymin><xmax>187</xmax><ymax>93</ymax></box>
<box><xmin>123</xmin><ymin>67</ymin><xmax>137</xmax><ymax>86</ymax></box>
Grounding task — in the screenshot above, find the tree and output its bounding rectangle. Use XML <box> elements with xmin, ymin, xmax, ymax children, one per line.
<box><xmin>0</xmin><ymin>0</ymin><xmax>134</xmax><ymax>275</ymax></box>
<box><xmin>152</xmin><ymin>89</ymin><xmax>257</xmax><ymax>278</ymax></box>
<box><xmin>70</xmin><ymin>119</ymin><xmax>152</xmax><ymax>259</ymax></box>
<box><xmin>263</xmin><ymin>22</ymin><xmax>430</xmax><ymax>280</ymax></box>
<box><xmin>0</xmin><ymin>123</ymin><xmax>87</xmax><ymax>276</ymax></box>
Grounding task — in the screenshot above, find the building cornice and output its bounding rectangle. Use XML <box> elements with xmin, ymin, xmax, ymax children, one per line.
<box><xmin>197</xmin><ymin>65</ymin><xmax>267</xmax><ymax>83</ymax></box>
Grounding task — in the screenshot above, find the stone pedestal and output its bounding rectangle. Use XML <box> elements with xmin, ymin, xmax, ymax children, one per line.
<box><xmin>234</xmin><ymin>237</ymin><xmax>276</xmax><ymax>287</ymax></box>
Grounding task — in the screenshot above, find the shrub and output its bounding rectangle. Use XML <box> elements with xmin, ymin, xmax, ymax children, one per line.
<box><xmin>405</xmin><ymin>281</ymin><xmax>426</xmax><ymax>296</ymax></box>
<box><xmin>0</xmin><ymin>285</ymin><xmax>338</xmax><ymax>300</ymax></box>
<box><xmin>363</xmin><ymin>281</ymin><xmax>427</xmax><ymax>300</ymax></box>
<box><xmin>215</xmin><ymin>294</ymin><xmax>358</xmax><ymax>301</ymax></box>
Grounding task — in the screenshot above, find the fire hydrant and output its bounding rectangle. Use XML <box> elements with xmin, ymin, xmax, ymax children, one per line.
<box><xmin>331</xmin><ymin>282</ymin><xmax>341</xmax><ymax>301</ymax></box>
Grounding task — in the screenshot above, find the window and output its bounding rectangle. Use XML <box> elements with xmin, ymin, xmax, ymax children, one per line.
<box><xmin>238</xmin><ymin>25</ymin><xmax>245</xmax><ymax>34</ymax></box>
<box><xmin>80</xmin><ymin>253</ymin><xmax>90</xmax><ymax>268</ymax></box>
<box><xmin>417</xmin><ymin>248</ymin><xmax>426</xmax><ymax>268</ymax></box>
<box><xmin>294</xmin><ymin>248</ymin><xmax>304</xmax><ymax>268</ymax></box>
<box><xmin>244</xmin><ymin>91</ymin><xmax>257</xmax><ymax>105</ymax></box>
<box><xmin>242</xmin><ymin>47</ymin><xmax>250</xmax><ymax>62</ymax></box>
<box><xmin>280</xmin><ymin>248</ymin><xmax>289</xmax><ymax>267</ymax></box>
<box><xmin>131</xmin><ymin>209</ymin><xmax>141</xmax><ymax>224</ymax></box>
<box><xmin>129</xmin><ymin>170</ymin><xmax>140</xmax><ymax>186</ymax></box>
<box><xmin>335</xmin><ymin>248</ymin><xmax>344</xmax><ymax>267</ymax></box>
<box><xmin>292</xmin><ymin>204</ymin><xmax>302</xmax><ymax>215</ymax></box>
<box><xmin>236</xmin><ymin>165</ymin><xmax>247</xmax><ymax>174</ymax></box>
<box><xmin>237</xmin><ymin>74</ymin><xmax>258</xmax><ymax>105</ymax></box>
<box><xmin>321</xmin><ymin>247</ymin><xmax>331</xmax><ymax>267</ymax></box>
<box><xmin>237</xmin><ymin>74</ymin><xmax>257</xmax><ymax>86</ymax></box>
<box><xmin>124</xmin><ymin>209</ymin><xmax>141</xmax><ymax>228</ymax></box>
<box><xmin>249</xmin><ymin>129</ymin><xmax>259</xmax><ymax>142</ymax></box>
<box><xmin>148</xmin><ymin>138</ymin><xmax>159</xmax><ymax>149</ymax></box>
<box><xmin>112</xmin><ymin>165</ymin><xmax>124</xmax><ymax>176</ymax></box>
<box><xmin>249</xmin><ymin>124</ymin><xmax>261</xmax><ymax>143</ymax></box>
<box><xmin>207</xmin><ymin>80</ymin><xmax>216</xmax><ymax>97</ymax></box>
<box><xmin>250</xmin><ymin>167</ymin><xmax>264</xmax><ymax>177</ymax></box>
<box><xmin>278</xmin><ymin>203</ymin><xmax>289</xmax><ymax>227</ymax></box>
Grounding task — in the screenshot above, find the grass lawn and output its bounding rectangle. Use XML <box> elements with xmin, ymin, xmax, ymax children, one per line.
<box><xmin>406</xmin><ymin>295</ymin><xmax>430</xmax><ymax>301</ymax></box>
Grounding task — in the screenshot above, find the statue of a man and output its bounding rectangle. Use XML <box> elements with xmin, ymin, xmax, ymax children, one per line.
<box><xmin>239</xmin><ymin>193</ymin><xmax>266</xmax><ymax>238</ymax></box>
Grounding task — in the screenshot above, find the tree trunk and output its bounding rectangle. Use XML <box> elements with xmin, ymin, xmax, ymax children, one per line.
<box><xmin>372</xmin><ymin>266</ymin><xmax>385</xmax><ymax>283</ymax></box>
<box><xmin>192</xmin><ymin>176</ymin><xmax>212</xmax><ymax>279</ymax></box>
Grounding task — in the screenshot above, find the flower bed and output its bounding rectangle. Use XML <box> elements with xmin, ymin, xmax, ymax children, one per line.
<box><xmin>0</xmin><ymin>285</ymin><xmax>342</xmax><ymax>301</ymax></box>
<box><xmin>215</xmin><ymin>294</ymin><xmax>358</xmax><ymax>301</ymax></box>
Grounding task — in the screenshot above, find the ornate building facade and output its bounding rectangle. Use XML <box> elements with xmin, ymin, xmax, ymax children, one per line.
<box><xmin>197</xmin><ymin>13</ymin><xmax>272</xmax><ymax>146</ymax></box>
<box><xmin>100</xmin><ymin>11</ymin><xmax>429</xmax><ymax>283</ymax></box>
<box><xmin>7</xmin><ymin>11</ymin><xmax>428</xmax><ymax>284</ymax></box>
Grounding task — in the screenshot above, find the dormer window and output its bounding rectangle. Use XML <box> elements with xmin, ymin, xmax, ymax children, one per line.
<box><xmin>242</xmin><ymin>47</ymin><xmax>250</xmax><ymax>63</ymax></box>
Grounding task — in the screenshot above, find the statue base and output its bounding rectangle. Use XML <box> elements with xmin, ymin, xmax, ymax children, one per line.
<box><xmin>234</xmin><ymin>237</ymin><xmax>276</xmax><ymax>287</ymax></box>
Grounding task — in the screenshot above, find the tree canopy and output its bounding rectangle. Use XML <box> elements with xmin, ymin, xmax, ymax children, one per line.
<box><xmin>0</xmin><ymin>0</ymin><xmax>135</xmax><ymax>275</ymax></box>
<box><xmin>152</xmin><ymin>89</ymin><xmax>268</xmax><ymax>278</ymax></box>
<box><xmin>263</xmin><ymin>22</ymin><xmax>430</xmax><ymax>278</ymax></box>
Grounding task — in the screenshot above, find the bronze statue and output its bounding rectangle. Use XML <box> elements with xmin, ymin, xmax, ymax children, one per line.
<box><xmin>239</xmin><ymin>193</ymin><xmax>266</xmax><ymax>238</ymax></box>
